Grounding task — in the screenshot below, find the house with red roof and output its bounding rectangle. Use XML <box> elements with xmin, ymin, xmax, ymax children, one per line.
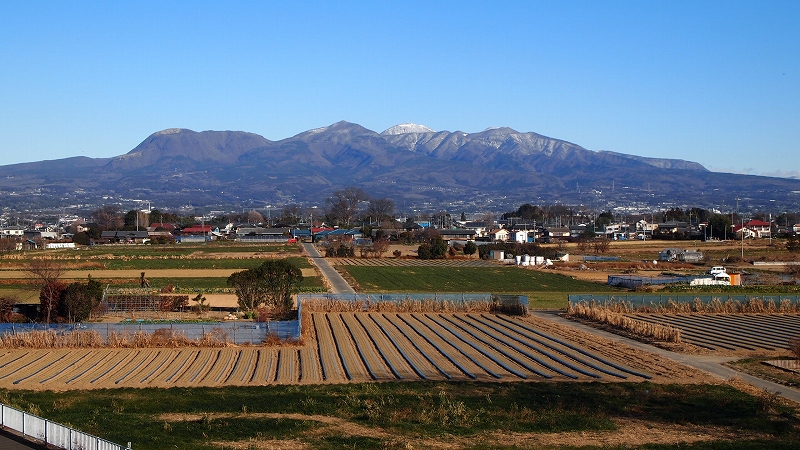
<box><xmin>147</xmin><ymin>222</ymin><xmax>176</xmax><ymax>231</ymax></box>
<box><xmin>732</xmin><ymin>219</ymin><xmax>773</xmax><ymax>239</ymax></box>
<box><xmin>181</xmin><ymin>225</ymin><xmax>213</xmax><ymax>235</ymax></box>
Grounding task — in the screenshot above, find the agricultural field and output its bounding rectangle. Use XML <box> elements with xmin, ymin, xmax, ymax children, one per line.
<box><xmin>0</xmin><ymin>244</ymin><xmax>324</xmax><ymax>306</ymax></box>
<box><xmin>629</xmin><ymin>313</ymin><xmax>800</xmax><ymax>354</ymax></box>
<box><xmin>0</xmin><ymin>313</ymin><xmax>708</xmax><ymax>390</ymax></box>
<box><xmin>339</xmin><ymin>264</ymin><xmax>620</xmax><ymax>309</ymax></box>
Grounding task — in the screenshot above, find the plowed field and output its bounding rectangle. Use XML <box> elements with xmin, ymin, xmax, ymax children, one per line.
<box><xmin>0</xmin><ymin>313</ymin><xmax>711</xmax><ymax>390</ymax></box>
<box><xmin>628</xmin><ymin>313</ymin><xmax>800</xmax><ymax>354</ymax></box>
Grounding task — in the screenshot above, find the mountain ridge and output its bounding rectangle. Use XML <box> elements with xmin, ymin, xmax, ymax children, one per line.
<box><xmin>0</xmin><ymin>121</ymin><xmax>797</xmax><ymax>212</ymax></box>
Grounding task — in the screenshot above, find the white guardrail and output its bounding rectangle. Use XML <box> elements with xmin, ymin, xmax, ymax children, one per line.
<box><xmin>1</xmin><ymin>403</ymin><xmax>131</xmax><ymax>450</ymax></box>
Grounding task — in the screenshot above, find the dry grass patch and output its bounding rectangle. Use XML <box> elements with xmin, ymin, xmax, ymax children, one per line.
<box><xmin>302</xmin><ymin>298</ymin><xmax>526</xmax><ymax>315</ymax></box>
<box><xmin>0</xmin><ymin>328</ymin><xmax>235</xmax><ymax>349</ymax></box>
<box><xmin>567</xmin><ymin>302</ymin><xmax>682</xmax><ymax>343</ymax></box>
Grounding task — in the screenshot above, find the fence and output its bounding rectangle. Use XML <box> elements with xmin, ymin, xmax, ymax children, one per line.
<box><xmin>0</xmin><ymin>321</ymin><xmax>300</xmax><ymax>345</ymax></box>
<box><xmin>568</xmin><ymin>293</ymin><xmax>800</xmax><ymax>308</ymax></box>
<box><xmin>1</xmin><ymin>403</ymin><xmax>130</xmax><ymax>450</ymax></box>
<box><xmin>607</xmin><ymin>275</ymin><xmax>695</xmax><ymax>289</ymax></box>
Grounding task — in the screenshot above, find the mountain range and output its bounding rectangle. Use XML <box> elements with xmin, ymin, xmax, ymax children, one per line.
<box><xmin>1</xmin><ymin>121</ymin><xmax>799</xmax><ymax>213</ymax></box>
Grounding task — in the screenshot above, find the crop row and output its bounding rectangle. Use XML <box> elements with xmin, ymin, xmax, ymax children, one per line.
<box><xmin>311</xmin><ymin>312</ymin><xmax>651</xmax><ymax>382</ymax></box>
<box><xmin>0</xmin><ymin>313</ymin><xmax>652</xmax><ymax>389</ymax></box>
<box><xmin>0</xmin><ymin>347</ymin><xmax>318</xmax><ymax>389</ymax></box>
<box><xmin>628</xmin><ymin>313</ymin><xmax>800</xmax><ymax>351</ymax></box>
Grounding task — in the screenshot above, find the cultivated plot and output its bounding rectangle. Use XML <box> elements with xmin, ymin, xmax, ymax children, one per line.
<box><xmin>0</xmin><ymin>313</ymin><xmax>676</xmax><ymax>390</ymax></box>
<box><xmin>629</xmin><ymin>313</ymin><xmax>800</xmax><ymax>352</ymax></box>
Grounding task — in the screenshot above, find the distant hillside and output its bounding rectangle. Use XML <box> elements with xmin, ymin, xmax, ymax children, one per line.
<box><xmin>0</xmin><ymin>121</ymin><xmax>798</xmax><ymax>212</ymax></box>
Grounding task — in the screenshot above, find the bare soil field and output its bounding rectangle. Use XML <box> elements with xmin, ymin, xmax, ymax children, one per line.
<box><xmin>627</xmin><ymin>313</ymin><xmax>800</xmax><ymax>357</ymax></box>
<box><xmin>0</xmin><ymin>313</ymin><xmax>714</xmax><ymax>390</ymax></box>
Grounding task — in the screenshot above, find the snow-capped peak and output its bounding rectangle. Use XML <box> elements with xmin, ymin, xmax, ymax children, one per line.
<box><xmin>380</xmin><ymin>123</ymin><xmax>436</xmax><ymax>135</ymax></box>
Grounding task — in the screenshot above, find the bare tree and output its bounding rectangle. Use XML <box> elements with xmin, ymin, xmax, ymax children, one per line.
<box><xmin>365</xmin><ymin>198</ymin><xmax>395</xmax><ymax>223</ymax></box>
<box><xmin>93</xmin><ymin>205</ymin><xmax>123</xmax><ymax>230</ymax></box>
<box><xmin>482</xmin><ymin>212</ymin><xmax>496</xmax><ymax>229</ymax></box>
<box><xmin>26</xmin><ymin>259</ymin><xmax>65</xmax><ymax>324</ymax></box>
<box><xmin>247</xmin><ymin>210</ymin><xmax>264</xmax><ymax>225</ymax></box>
<box><xmin>281</xmin><ymin>204</ymin><xmax>302</xmax><ymax>225</ymax></box>
<box><xmin>0</xmin><ymin>238</ymin><xmax>20</xmax><ymax>252</ymax></box>
<box><xmin>593</xmin><ymin>237</ymin><xmax>610</xmax><ymax>254</ymax></box>
<box><xmin>0</xmin><ymin>296</ymin><xmax>17</xmax><ymax>321</ymax></box>
<box><xmin>373</xmin><ymin>238</ymin><xmax>391</xmax><ymax>257</ymax></box>
<box><xmin>326</xmin><ymin>187</ymin><xmax>369</xmax><ymax>226</ymax></box>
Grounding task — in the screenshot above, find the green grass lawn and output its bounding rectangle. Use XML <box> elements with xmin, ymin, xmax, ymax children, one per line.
<box><xmin>341</xmin><ymin>265</ymin><xmax>620</xmax><ymax>309</ymax></box>
<box><xmin>1</xmin><ymin>382</ymin><xmax>796</xmax><ymax>450</ymax></box>
<box><xmin>342</xmin><ymin>266</ymin><xmax>618</xmax><ymax>293</ymax></box>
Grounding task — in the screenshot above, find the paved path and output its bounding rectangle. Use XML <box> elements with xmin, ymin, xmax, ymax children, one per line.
<box><xmin>303</xmin><ymin>243</ymin><xmax>355</xmax><ymax>294</ymax></box>
<box><xmin>531</xmin><ymin>310</ymin><xmax>800</xmax><ymax>404</ymax></box>
<box><xmin>0</xmin><ymin>429</ymin><xmax>45</xmax><ymax>449</ymax></box>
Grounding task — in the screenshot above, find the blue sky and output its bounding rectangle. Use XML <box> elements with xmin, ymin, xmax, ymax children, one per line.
<box><xmin>1</xmin><ymin>1</ymin><xmax>798</xmax><ymax>177</ymax></box>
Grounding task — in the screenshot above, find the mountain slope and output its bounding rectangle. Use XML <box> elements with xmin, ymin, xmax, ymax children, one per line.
<box><xmin>0</xmin><ymin>122</ymin><xmax>797</xmax><ymax>212</ymax></box>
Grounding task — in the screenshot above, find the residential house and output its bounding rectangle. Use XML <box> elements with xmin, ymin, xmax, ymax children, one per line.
<box><xmin>100</xmin><ymin>231</ymin><xmax>150</xmax><ymax>244</ymax></box>
<box><xmin>314</xmin><ymin>228</ymin><xmax>361</xmax><ymax>244</ymax></box>
<box><xmin>569</xmin><ymin>224</ymin><xmax>589</xmax><ymax>239</ymax></box>
<box><xmin>509</xmin><ymin>230</ymin><xmax>528</xmax><ymax>243</ymax></box>
<box><xmin>234</xmin><ymin>227</ymin><xmax>290</xmax><ymax>242</ymax></box>
<box><xmin>438</xmin><ymin>229</ymin><xmax>477</xmax><ymax>241</ymax></box>
<box><xmin>544</xmin><ymin>227</ymin><xmax>571</xmax><ymax>242</ymax></box>
<box><xmin>24</xmin><ymin>230</ymin><xmax>59</xmax><ymax>241</ymax></box>
<box><xmin>733</xmin><ymin>220</ymin><xmax>773</xmax><ymax>239</ymax></box>
<box><xmin>181</xmin><ymin>225</ymin><xmax>213</xmax><ymax>235</ymax></box>
<box><xmin>636</xmin><ymin>220</ymin><xmax>658</xmax><ymax>237</ymax></box>
<box><xmin>458</xmin><ymin>221</ymin><xmax>489</xmax><ymax>238</ymax></box>
<box><xmin>0</xmin><ymin>226</ymin><xmax>26</xmax><ymax>238</ymax></box>
<box><xmin>147</xmin><ymin>222</ymin><xmax>176</xmax><ymax>232</ymax></box>
<box><xmin>654</xmin><ymin>221</ymin><xmax>690</xmax><ymax>238</ymax></box>
<box><xmin>488</xmin><ymin>228</ymin><xmax>509</xmax><ymax>242</ymax></box>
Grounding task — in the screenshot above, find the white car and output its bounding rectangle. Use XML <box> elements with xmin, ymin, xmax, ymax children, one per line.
<box><xmin>708</xmin><ymin>266</ymin><xmax>727</xmax><ymax>275</ymax></box>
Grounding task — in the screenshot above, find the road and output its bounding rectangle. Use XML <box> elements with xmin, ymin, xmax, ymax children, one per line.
<box><xmin>531</xmin><ymin>310</ymin><xmax>800</xmax><ymax>404</ymax></box>
<box><xmin>303</xmin><ymin>243</ymin><xmax>355</xmax><ymax>294</ymax></box>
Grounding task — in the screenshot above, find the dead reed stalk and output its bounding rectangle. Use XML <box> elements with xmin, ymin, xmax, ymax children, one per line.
<box><xmin>0</xmin><ymin>328</ymin><xmax>232</xmax><ymax>349</ymax></box>
<box><xmin>607</xmin><ymin>297</ymin><xmax>800</xmax><ymax>314</ymax></box>
<box><xmin>301</xmin><ymin>297</ymin><xmax>518</xmax><ymax>314</ymax></box>
<box><xmin>567</xmin><ymin>302</ymin><xmax>682</xmax><ymax>343</ymax></box>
